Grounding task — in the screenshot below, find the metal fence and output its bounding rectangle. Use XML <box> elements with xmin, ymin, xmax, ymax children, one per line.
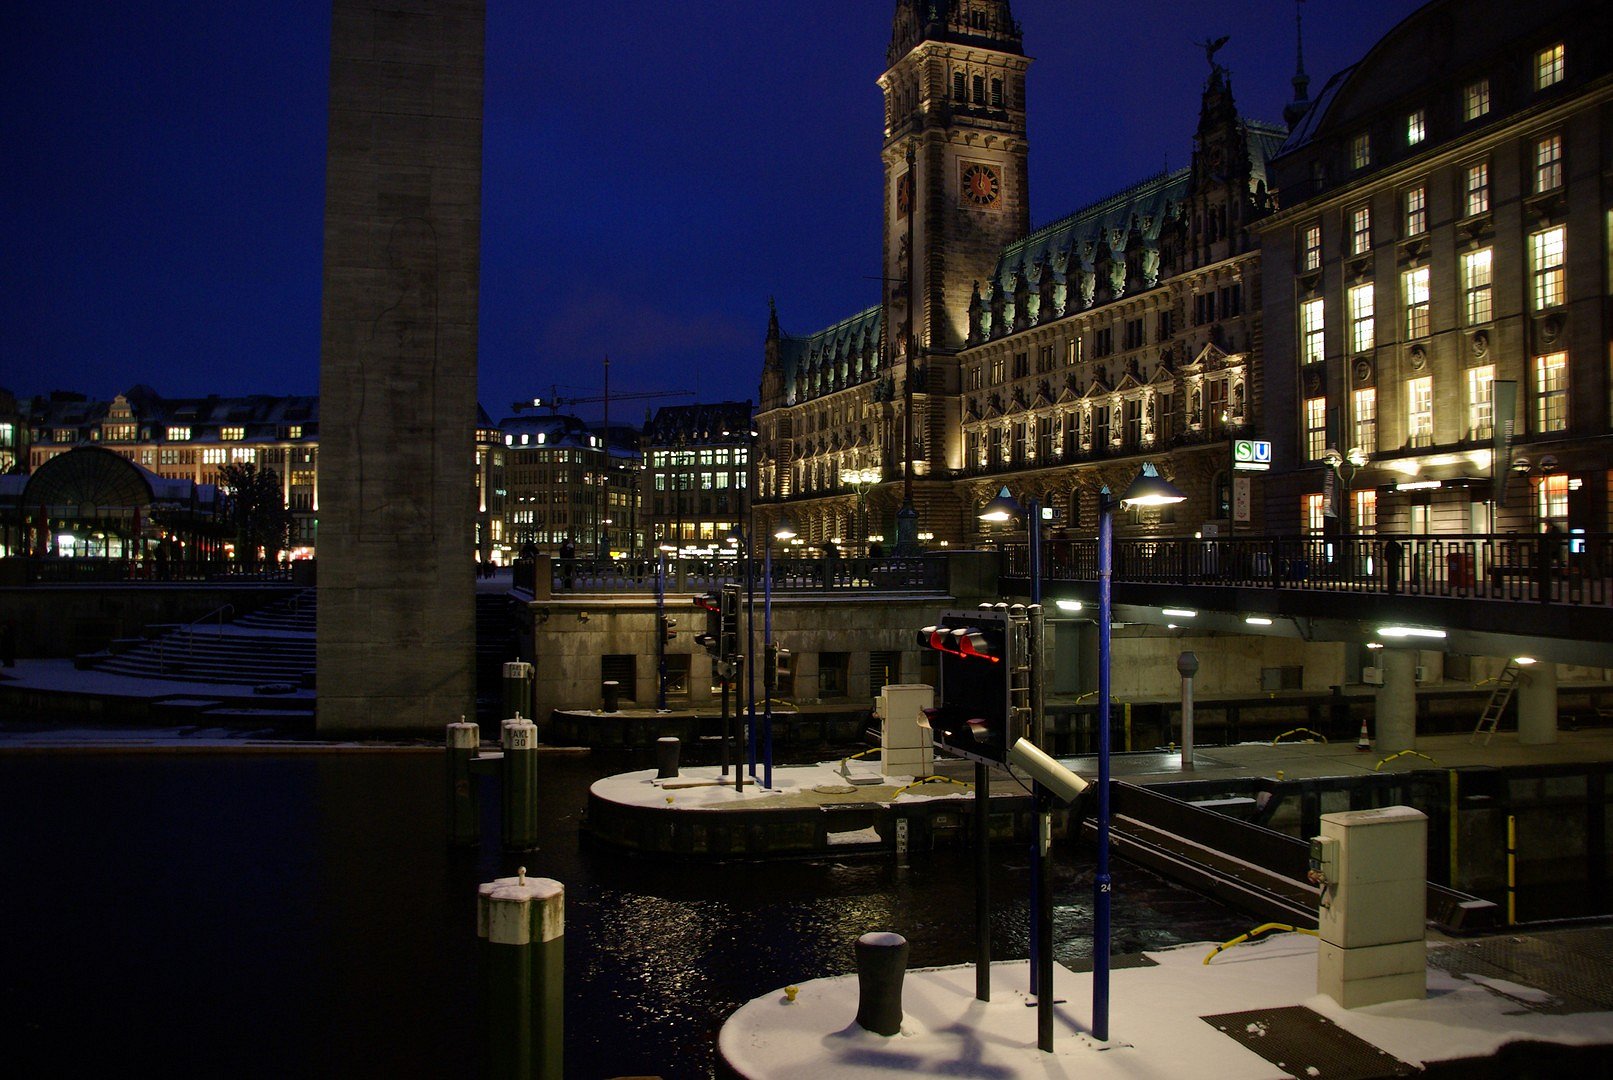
<box><xmin>546</xmin><ymin>554</ymin><xmax>949</xmax><ymax>595</ymax></box>
<box><xmin>1004</xmin><ymin>532</ymin><xmax>1612</xmax><ymax>606</ymax></box>
<box><xmin>8</xmin><ymin>557</ymin><xmax>295</xmax><ymax>585</ymax></box>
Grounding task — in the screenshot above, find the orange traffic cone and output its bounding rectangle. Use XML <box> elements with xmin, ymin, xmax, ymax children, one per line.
<box><xmin>1355</xmin><ymin>718</ymin><xmax>1371</xmax><ymax>751</ymax></box>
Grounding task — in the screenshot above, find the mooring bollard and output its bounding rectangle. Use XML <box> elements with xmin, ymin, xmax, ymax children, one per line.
<box><xmin>601</xmin><ymin>679</ymin><xmax>620</xmax><ymax>714</ymax></box>
<box><xmin>447</xmin><ymin>717</ymin><xmax>481</xmax><ymax>847</ymax></box>
<box><xmin>502</xmin><ymin>661</ymin><xmax>534</xmax><ymax>726</ymax></box>
<box><xmin>854</xmin><ymin>931</ymin><xmax>909</xmax><ymax>1036</ymax></box>
<box><xmin>478</xmin><ymin>869</ymin><xmax>564</xmax><ymax>1080</ymax></box>
<box><xmin>502</xmin><ymin>715</ymin><xmax>540</xmax><ymax>852</ymax></box>
<box><xmin>655</xmin><ymin>736</ymin><xmax>680</xmax><ymax>779</ymax></box>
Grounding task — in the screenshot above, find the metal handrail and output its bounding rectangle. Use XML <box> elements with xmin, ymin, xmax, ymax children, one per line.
<box><xmin>158</xmin><ymin>603</ymin><xmax>234</xmax><ymax>673</ymax></box>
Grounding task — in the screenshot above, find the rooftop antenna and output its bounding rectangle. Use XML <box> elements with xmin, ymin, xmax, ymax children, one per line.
<box><xmin>1284</xmin><ymin>0</ymin><xmax>1312</xmax><ymax>130</ymax></box>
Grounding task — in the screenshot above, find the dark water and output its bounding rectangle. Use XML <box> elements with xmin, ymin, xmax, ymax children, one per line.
<box><xmin>0</xmin><ymin>746</ymin><xmax>1250</xmax><ymax>1078</ymax></box>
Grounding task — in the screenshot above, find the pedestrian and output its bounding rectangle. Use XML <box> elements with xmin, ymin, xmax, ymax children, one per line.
<box><xmin>559</xmin><ymin>535</ymin><xmax>576</xmax><ymax>589</ymax></box>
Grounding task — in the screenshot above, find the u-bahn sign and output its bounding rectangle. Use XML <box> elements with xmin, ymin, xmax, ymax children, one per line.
<box><xmin>1233</xmin><ymin>439</ymin><xmax>1272</xmax><ymax>471</ymax></box>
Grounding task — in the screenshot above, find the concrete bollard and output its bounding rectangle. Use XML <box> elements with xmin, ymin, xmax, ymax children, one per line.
<box><xmin>502</xmin><ymin>715</ymin><xmax>540</xmax><ymax>852</ymax></box>
<box><xmin>478</xmin><ymin>869</ymin><xmax>564</xmax><ymax>1080</ymax></box>
<box><xmin>655</xmin><ymin>736</ymin><xmax>681</xmax><ymax>779</ymax></box>
<box><xmin>601</xmin><ymin>680</ymin><xmax>620</xmax><ymax>714</ymax></box>
<box><xmin>854</xmin><ymin>931</ymin><xmax>909</xmax><ymax>1036</ymax></box>
<box><xmin>446</xmin><ymin>717</ymin><xmax>481</xmax><ymax>847</ymax></box>
<box><xmin>502</xmin><ymin>662</ymin><xmax>535</xmax><ymax>726</ymax></box>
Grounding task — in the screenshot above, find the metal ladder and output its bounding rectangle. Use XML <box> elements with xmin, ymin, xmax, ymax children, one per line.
<box><xmin>1471</xmin><ymin>660</ymin><xmax>1522</xmax><ymax>745</ymax></box>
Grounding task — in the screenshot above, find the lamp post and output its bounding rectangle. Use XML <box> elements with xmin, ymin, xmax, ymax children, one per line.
<box><xmin>759</xmin><ymin>516</ymin><xmax>796</xmax><ymax>790</ymax></box>
<box><xmin>979</xmin><ymin>484</ymin><xmax>1052</xmax><ymax>1041</ymax></box>
<box><xmin>725</xmin><ymin>524</ymin><xmax>749</xmax><ymax>793</ymax></box>
<box><xmin>840</xmin><ymin>465</ymin><xmax>882</xmax><ymax>557</ymax></box>
<box><xmin>1094</xmin><ymin>462</ymin><xmax>1187</xmax><ymax>1041</ymax></box>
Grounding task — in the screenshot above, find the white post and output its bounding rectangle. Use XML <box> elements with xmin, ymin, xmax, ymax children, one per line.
<box><xmin>1177</xmin><ymin>651</ymin><xmax>1198</xmax><ymax>770</ymax></box>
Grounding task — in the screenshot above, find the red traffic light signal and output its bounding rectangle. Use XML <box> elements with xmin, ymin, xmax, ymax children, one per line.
<box><xmin>916</xmin><ymin>625</ymin><xmax>1000</xmax><ymax>663</ymax></box>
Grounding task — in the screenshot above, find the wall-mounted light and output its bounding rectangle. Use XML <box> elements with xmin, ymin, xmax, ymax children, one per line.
<box><xmin>1245</xmin><ymin>616</ymin><xmax>1273</xmax><ymax>626</ymax></box>
<box><xmin>1055</xmin><ymin>600</ymin><xmax>1083</xmax><ymax>613</ymax></box>
<box><xmin>1163</xmin><ymin>608</ymin><xmax>1197</xmax><ymax>618</ymax></box>
<box><xmin>1377</xmin><ymin>626</ymin><xmax>1447</xmax><ymax>640</ymax></box>
<box><xmin>1514</xmin><ymin>656</ymin><xmax>1538</xmax><ymax>666</ymax></box>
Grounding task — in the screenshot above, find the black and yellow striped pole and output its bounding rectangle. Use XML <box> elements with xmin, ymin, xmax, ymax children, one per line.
<box><xmin>478</xmin><ymin>870</ymin><xmax>564</xmax><ymax>1080</ymax></box>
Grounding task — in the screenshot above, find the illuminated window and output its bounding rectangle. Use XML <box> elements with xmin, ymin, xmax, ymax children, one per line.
<box><xmin>1304</xmin><ymin>494</ymin><xmax>1326</xmax><ymax>534</ymax></box>
<box><xmin>1536</xmin><ymin>473</ymin><xmax>1568</xmax><ymax>529</ymax></box>
<box><xmin>1300</xmin><ymin>298</ymin><xmax>1325</xmax><ymax>365</ymax></box>
<box><xmin>1535</xmin><ymin>351</ymin><xmax>1567</xmax><ymax>432</ymax></box>
<box><xmin>1354</xmin><ymin>489</ymin><xmax>1377</xmax><ymax>533</ymax></box>
<box><xmin>1463</xmin><ymin>79</ymin><xmax>1490</xmax><ymax>121</ymax></box>
<box><xmin>1349</xmin><ymin>205</ymin><xmax>1372</xmax><ymax>255</ymax></box>
<box><xmin>1301</xmin><ymin>223</ymin><xmax>1321</xmax><ymax>271</ymax></box>
<box><xmin>1406</xmin><ymin>109</ymin><xmax>1425</xmax><ymax>146</ymax></box>
<box><xmin>1407</xmin><ymin>376</ymin><xmax>1434</xmax><ymax>447</ymax></box>
<box><xmin>1403</xmin><ymin>267</ymin><xmax>1430</xmax><ymax>339</ymax></box>
<box><xmin>1535</xmin><ymin>43</ymin><xmax>1564</xmax><ymax>90</ymax></box>
<box><xmin>1534</xmin><ymin>134</ymin><xmax>1563</xmax><ymax>193</ymax></box>
<box><xmin>221</xmin><ymin>426</ymin><xmax>245</xmax><ymax>441</ymax></box>
<box><xmin>1348</xmin><ymin>284</ymin><xmax>1375</xmax><ymax>354</ymax></box>
<box><xmin>1404</xmin><ymin>185</ymin><xmax>1426</xmax><ymax>235</ymax></box>
<box><xmin>202</xmin><ymin>448</ymin><xmax>227</xmax><ymax>464</ymax></box>
<box><xmin>167</xmin><ymin>426</ymin><xmax>191</xmax><ymax>441</ymax></box>
<box><xmin>1467</xmin><ymin>364</ymin><xmax>1494</xmax><ymax>441</ymax></box>
<box><xmin>1463</xmin><ymin>249</ymin><xmax>1493</xmax><ymax>324</ymax></box>
<box><xmin>1304</xmin><ymin>397</ymin><xmax>1328</xmax><ymax>461</ymax></box>
<box><xmin>1531</xmin><ymin>227</ymin><xmax>1566</xmax><ymax>309</ymax></box>
<box><xmin>288</xmin><ymin>425</ymin><xmax>302</xmax><ymax>440</ymax></box>
<box><xmin>1349</xmin><ymin>132</ymin><xmax>1371</xmax><ymax>170</ymax></box>
<box><xmin>1352</xmin><ymin>388</ymin><xmax>1377</xmax><ymax>455</ymax></box>
<box><xmin>231</xmin><ymin>448</ymin><xmax>255</xmax><ymax>462</ymax></box>
<box><xmin>1463</xmin><ymin>162</ymin><xmax>1489</xmax><ymax>217</ymax></box>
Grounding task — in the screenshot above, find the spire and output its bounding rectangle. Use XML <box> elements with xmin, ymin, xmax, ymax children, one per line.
<box><xmin>1283</xmin><ymin>0</ymin><xmax>1311</xmax><ymax>130</ymax></box>
<box><xmin>766</xmin><ymin>297</ymin><xmax>780</xmax><ymax>342</ymax></box>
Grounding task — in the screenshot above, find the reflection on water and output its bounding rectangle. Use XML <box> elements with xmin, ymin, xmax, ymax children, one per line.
<box><xmin>0</xmin><ymin>747</ymin><xmax>1250</xmax><ymax>1078</ymax></box>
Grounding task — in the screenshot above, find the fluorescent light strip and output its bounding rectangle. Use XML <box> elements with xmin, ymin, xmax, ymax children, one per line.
<box><xmin>1245</xmin><ymin>616</ymin><xmax>1273</xmax><ymax>626</ymax></box>
<box><xmin>1377</xmin><ymin>626</ymin><xmax>1447</xmax><ymax>640</ymax></box>
<box><xmin>1162</xmin><ymin>608</ymin><xmax>1197</xmax><ymax>618</ymax></box>
<box><xmin>1055</xmin><ymin>600</ymin><xmax>1083</xmax><ymax>613</ymax></box>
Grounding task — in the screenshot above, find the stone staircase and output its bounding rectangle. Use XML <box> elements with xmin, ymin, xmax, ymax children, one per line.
<box><xmin>88</xmin><ymin>590</ymin><xmax>316</xmax><ymax>689</ymax></box>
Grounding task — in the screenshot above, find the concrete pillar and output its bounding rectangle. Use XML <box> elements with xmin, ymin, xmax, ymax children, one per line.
<box><xmin>1374</xmin><ymin>649</ymin><xmax>1417</xmax><ymax>754</ymax></box>
<box><xmin>1517</xmin><ymin>662</ymin><xmax>1559</xmax><ymax>746</ymax></box>
<box><xmin>316</xmin><ymin>0</ymin><xmax>485</xmax><ymax>733</ymax></box>
<box><xmin>1076</xmin><ymin>623</ymin><xmax>1099</xmax><ymax>697</ymax></box>
<box><xmin>1051</xmin><ymin>622</ymin><xmax>1081</xmax><ymax>695</ymax></box>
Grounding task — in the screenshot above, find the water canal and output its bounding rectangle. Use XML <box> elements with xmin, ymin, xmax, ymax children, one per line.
<box><xmin>1</xmin><ymin>743</ymin><xmax>1252</xmax><ymax>1077</ymax></box>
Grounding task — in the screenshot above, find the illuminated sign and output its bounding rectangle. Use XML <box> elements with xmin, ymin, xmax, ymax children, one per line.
<box><xmin>1233</xmin><ymin>439</ymin><xmax>1272</xmax><ymax>471</ymax></box>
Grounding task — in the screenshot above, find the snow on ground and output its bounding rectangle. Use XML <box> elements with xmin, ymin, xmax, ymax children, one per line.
<box><xmin>720</xmin><ymin>933</ymin><xmax>1613</xmax><ymax>1079</ymax></box>
<box><xmin>591</xmin><ymin>762</ymin><xmax>976</xmax><ymax>810</ymax></box>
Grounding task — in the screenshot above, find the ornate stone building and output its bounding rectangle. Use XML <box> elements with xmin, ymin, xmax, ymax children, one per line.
<box><xmin>1257</xmin><ymin>0</ymin><xmax>1612</xmax><ymax>538</ymax></box>
<box><xmin>756</xmin><ymin>0</ymin><xmax>1285</xmax><ymax>546</ymax></box>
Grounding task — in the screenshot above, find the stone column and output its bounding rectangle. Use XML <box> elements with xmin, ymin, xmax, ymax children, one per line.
<box><xmin>316</xmin><ymin>0</ymin><xmax>485</xmax><ymax>733</ymax></box>
<box><xmin>1374</xmin><ymin>649</ymin><xmax>1417</xmax><ymax>754</ymax></box>
<box><xmin>1517</xmin><ymin>662</ymin><xmax>1559</xmax><ymax>745</ymax></box>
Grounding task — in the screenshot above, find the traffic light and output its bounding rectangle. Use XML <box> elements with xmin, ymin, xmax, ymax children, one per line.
<box><xmin>917</xmin><ymin>608</ymin><xmax>1014</xmax><ymax>763</ymax></box>
<box><xmin>660</xmin><ymin>614</ymin><xmax>678</xmax><ymax>643</ymax></box>
<box><xmin>719</xmin><ymin>584</ymin><xmax>741</xmax><ymax>662</ymax></box>
<box><xmin>692</xmin><ymin>594</ymin><xmax>722</xmax><ymax>655</ymax></box>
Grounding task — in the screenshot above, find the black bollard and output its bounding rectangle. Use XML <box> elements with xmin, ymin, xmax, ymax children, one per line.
<box><xmin>854</xmin><ymin>931</ymin><xmax>909</xmax><ymax>1036</ymax></box>
<box><xmin>502</xmin><ymin>716</ymin><xmax>540</xmax><ymax>852</ymax></box>
<box><xmin>655</xmin><ymin>736</ymin><xmax>680</xmax><ymax>779</ymax></box>
<box><xmin>601</xmin><ymin>680</ymin><xmax>620</xmax><ymax>714</ymax></box>
<box><xmin>446</xmin><ymin>717</ymin><xmax>480</xmax><ymax>847</ymax></box>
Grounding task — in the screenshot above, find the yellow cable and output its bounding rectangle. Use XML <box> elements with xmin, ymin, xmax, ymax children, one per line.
<box><xmin>1203</xmin><ymin>923</ymin><xmax>1317</xmax><ymax>965</ymax></box>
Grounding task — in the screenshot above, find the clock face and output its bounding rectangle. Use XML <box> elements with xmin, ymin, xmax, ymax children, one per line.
<box><xmin>897</xmin><ymin>171</ymin><xmax>911</xmax><ymax>217</ymax></box>
<box><xmin>960</xmin><ymin>162</ymin><xmax>1002</xmax><ymax>208</ymax></box>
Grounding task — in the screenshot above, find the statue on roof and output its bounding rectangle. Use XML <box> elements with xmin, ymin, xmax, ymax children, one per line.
<box><xmin>1197</xmin><ymin>35</ymin><xmax>1229</xmax><ymax>70</ymax></box>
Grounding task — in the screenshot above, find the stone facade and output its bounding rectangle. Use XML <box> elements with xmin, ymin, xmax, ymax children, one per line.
<box><xmin>757</xmin><ymin>0</ymin><xmax>1282</xmax><ymax>549</ymax></box>
<box><xmin>316</xmin><ymin>0</ymin><xmax>485</xmax><ymax>733</ymax></box>
<box><xmin>1257</xmin><ymin>0</ymin><xmax>1612</xmax><ymax>537</ymax></box>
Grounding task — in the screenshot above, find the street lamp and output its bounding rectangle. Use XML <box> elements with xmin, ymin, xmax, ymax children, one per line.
<box><xmin>1094</xmin><ymin>462</ymin><xmax>1185</xmax><ymax>1041</ymax></box>
<box><xmin>760</xmin><ymin>516</ymin><xmax>796</xmax><ymax>790</ymax></box>
<box><xmin>840</xmin><ymin>465</ymin><xmax>882</xmax><ymax>556</ymax></box>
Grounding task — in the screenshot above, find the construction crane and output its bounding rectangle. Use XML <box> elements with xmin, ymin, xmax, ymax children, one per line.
<box><xmin>511</xmin><ymin>358</ymin><xmax>693</xmax><ymax>562</ymax></box>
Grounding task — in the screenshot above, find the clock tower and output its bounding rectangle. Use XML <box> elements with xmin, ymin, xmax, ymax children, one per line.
<box><xmin>880</xmin><ymin>0</ymin><xmax>1030</xmax><ymax>362</ymax></box>
<box><xmin>879</xmin><ymin>1</ymin><xmax>1029</xmax><ymax>525</ymax></box>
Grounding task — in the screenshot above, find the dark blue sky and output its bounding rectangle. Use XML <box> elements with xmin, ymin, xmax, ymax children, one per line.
<box><xmin>3</xmin><ymin>1</ymin><xmax>1417</xmax><ymax>423</ymax></box>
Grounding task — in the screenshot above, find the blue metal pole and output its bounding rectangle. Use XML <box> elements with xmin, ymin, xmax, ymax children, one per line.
<box><xmin>762</xmin><ymin>539</ymin><xmax>774</xmax><ymax>789</ymax></box>
<box><xmin>1094</xmin><ymin>489</ymin><xmax>1113</xmax><ymax>1041</ymax></box>
<box><xmin>742</xmin><ymin>534</ymin><xmax>753</xmax><ymax>791</ymax></box>
<box><xmin>656</xmin><ymin>550</ymin><xmax>668</xmax><ymax>713</ymax></box>
<box><xmin>1027</xmin><ymin>496</ymin><xmax>1043</xmax><ymax>999</ymax></box>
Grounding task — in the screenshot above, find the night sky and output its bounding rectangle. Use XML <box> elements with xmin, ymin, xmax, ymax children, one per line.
<box><xmin>4</xmin><ymin>1</ymin><xmax>1418</xmax><ymax>423</ymax></box>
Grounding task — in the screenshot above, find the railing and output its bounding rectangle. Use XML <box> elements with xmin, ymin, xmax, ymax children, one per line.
<box><xmin>156</xmin><ymin>603</ymin><xmax>235</xmax><ymax>674</ymax></box>
<box><xmin>548</xmin><ymin>554</ymin><xmax>949</xmax><ymax>595</ymax></box>
<box><xmin>1003</xmin><ymin>532</ymin><xmax>1613</xmax><ymax>607</ymax></box>
<box><xmin>7</xmin><ymin>557</ymin><xmax>294</xmax><ymax>584</ymax></box>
